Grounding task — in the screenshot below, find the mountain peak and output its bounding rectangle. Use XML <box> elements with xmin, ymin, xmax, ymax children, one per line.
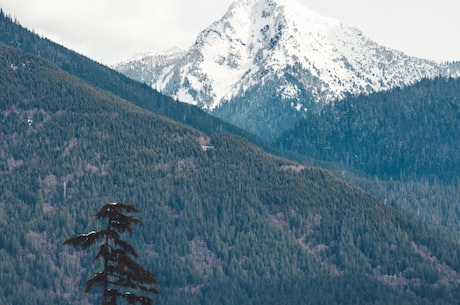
<box><xmin>219</xmin><ymin>0</ymin><xmax>344</xmax><ymax>41</ymax></box>
<box><xmin>170</xmin><ymin>0</ymin><xmax>347</xmax><ymax>109</ymax></box>
<box><xmin>115</xmin><ymin>0</ymin><xmax>460</xmax><ymax>139</ymax></box>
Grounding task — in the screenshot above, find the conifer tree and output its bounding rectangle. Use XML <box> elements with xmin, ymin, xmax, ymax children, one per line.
<box><xmin>64</xmin><ymin>202</ymin><xmax>159</xmax><ymax>305</ymax></box>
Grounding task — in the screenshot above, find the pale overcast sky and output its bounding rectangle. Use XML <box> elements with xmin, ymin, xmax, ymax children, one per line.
<box><xmin>0</xmin><ymin>0</ymin><xmax>459</xmax><ymax>65</ymax></box>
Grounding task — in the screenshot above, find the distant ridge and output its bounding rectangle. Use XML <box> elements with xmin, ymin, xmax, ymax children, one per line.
<box><xmin>0</xmin><ymin>9</ymin><xmax>272</xmax><ymax>150</ymax></box>
<box><xmin>115</xmin><ymin>0</ymin><xmax>460</xmax><ymax>139</ymax></box>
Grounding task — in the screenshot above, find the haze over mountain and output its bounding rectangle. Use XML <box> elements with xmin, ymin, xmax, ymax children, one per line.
<box><xmin>115</xmin><ymin>0</ymin><xmax>460</xmax><ymax>140</ymax></box>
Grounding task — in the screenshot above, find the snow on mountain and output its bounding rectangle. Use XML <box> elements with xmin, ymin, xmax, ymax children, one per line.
<box><xmin>114</xmin><ymin>0</ymin><xmax>460</xmax><ymax>139</ymax></box>
<box><xmin>114</xmin><ymin>47</ymin><xmax>185</xmax><ymax>87</ymax></box>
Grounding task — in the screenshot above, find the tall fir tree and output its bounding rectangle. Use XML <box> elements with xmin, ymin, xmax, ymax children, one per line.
<box><xmin>64</xmin><ymin>202</ymin><xmax>159</xmax><ymax>305</ymax></box>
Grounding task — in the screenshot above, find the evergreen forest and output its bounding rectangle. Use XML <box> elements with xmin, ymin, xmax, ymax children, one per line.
<box><xmin>274</xmin><ymin>78</ymin><xmax>460</xmax><ymax>236</ymax></box>
<box><xmin>0</xmin><ymin>10</ymin><xmax>459</xmax><ymax>305</ymax></box>
<box><xmin>1</xmin><ymin>44</ymin><xmax>460</xmax><ymax>305</ymax></box>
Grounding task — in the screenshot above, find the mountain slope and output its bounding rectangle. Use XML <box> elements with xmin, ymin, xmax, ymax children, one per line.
<box><xmin>114</xmin><ymin>0</ymin><xmax>460</xmax><ymax>139</ymax></box>
<box><xmin>0</xmin><ymin>9</ymin><xmax>273</xmax><ymax>151</ymax></box>
<box><xmin>274</xmin><ymin>77</ymin><xmax>460</xmax><ymax>181</ymax></box>
<box><xmin>1</xmin><ymin>45</ymin><xmax>460</xmax><ymax>305</ymax></box>
<box><xmin>273</xmin><ymin>77</ymin><xmax>460</xmax><ymax>235</ymax></box>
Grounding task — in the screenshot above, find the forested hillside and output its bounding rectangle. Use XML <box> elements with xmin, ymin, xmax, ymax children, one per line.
<box><xmin>0</xmin><ymin>9</ymin><xmax>274</xmax><ymax>152</ymax></box>
<box><xmin>274</xmin><ymin>77</ymin><xmax>460</xmax><ymax>235</ymax></box>
<box><xmin>275</xmin><ymin>78</ymin><xmax>460</xmax><ymax>182</ymax></box>
<box><xmin>1</xmin><ymin>46</ymin><xmax>460</xmax><ymax>305</ymax></box>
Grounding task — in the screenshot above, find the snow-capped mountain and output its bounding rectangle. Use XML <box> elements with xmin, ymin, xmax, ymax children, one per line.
<box><xmin>114</xmin><ymin>0</ymin><xmax>460</xmax><ymax>139</ymax></box>
<box><xmin>115</xmin><ymin>47</ymin><xmax>185</xmax><ymax>86</ymax></box>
